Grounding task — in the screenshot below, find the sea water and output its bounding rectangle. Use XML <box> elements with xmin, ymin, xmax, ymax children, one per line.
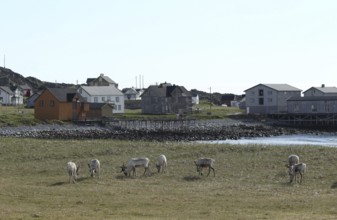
<box><xmin>203</xmin><ymin>134</ymin><xmax>337</xmax><ymax>147</ymax></box>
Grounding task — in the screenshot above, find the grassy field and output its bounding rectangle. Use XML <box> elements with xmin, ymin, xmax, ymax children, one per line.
<box><xmin>0</xmin><ymin>103</ymin><xmax>244</xmax><ymax>127</ymax></box>
<box><xmin>1</xmin><ymin>138</ymin><xmax>337</xmax><ymax>219</ymax></box>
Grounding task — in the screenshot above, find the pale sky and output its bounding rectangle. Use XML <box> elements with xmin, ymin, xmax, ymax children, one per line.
<box><xmin>1</xmin><ymin>0</ymin><xmax>337</xmax><ymax>94</ymax></box>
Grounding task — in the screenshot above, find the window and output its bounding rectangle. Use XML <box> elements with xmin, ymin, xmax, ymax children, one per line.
<box><xmin>39</xmin><ymin>100</ymin><xmax>44</xmax><ymax>107</ymax></box>
<box><xmin>0</xmin><ymin>97</ymin><xmax>3</xmax><ymax>103</ymax></box>
<box><xmin>268</xmin><ymin>98</ymin><xmax>272</xmax><ymax>103</ymax></box>
<box><xmin>259</xmin><ymin>89</ymin><xmax>264</xmax><ymax>96</ymax></box>
<box><xmin>94</xmin><ymin>97</ymin><xmax>98</xmax><ymax>103</ymax></box>
<box><xmin>118</xmin><ymin>105</ymin><xmax>121</xmax><ymax>110</ymax></box>
<box><xmin>116</xmin><ymin>97</ymin><xmax>120</xmax><ymax>102</ymax></box>
<box><xmin>259</xmin><ymin>98</ymin><xmax>264</xmax><ymax>105</ymax></box>
<box><xmin>250</xmin><ymin>98</ymin><xmax>255</xmax><ymax>104</ymax></box>
<box><xmin>50</xmin><ymin>100</ymin><xmax>55</xmax><ymax>107</ymax></box>
<box><xmin>325</xmin><ymin>101</ymin><xmax>330</xmax><ymax>112</ymax></box>
<box><xmin>102</xmin><ymin>97</ymin><xmax>105</xmax><ymax>102</ymax></box>
<box><xmin>268</xmin><ymin>90</ymin><xmax>273</xmax><ymax>95</ymax></box>
<box><xmin>294</xmin><ymin>103</ymin><xmax>300</xmax><ymax>112</ymax></box>
<box><xmin>311</xmin><ymin>105</ymin><xmax>317</xmax><ymax>112</ymax></box>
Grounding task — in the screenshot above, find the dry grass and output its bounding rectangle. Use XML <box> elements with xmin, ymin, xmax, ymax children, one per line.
<box><xmin>1</xmin><ymin>138</ymin><xmax>337</xmax><ymax>219</ymax></box>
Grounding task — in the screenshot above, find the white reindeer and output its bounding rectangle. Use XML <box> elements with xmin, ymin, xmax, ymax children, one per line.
<box><xmin>120</xmin><ymin>157</ymin><xmax>151</xmax><ymax>177</ymax></box>
<box><xmin>286</xmin><ymin>155</ymin><xmax>299</xmax><ymax>182</ymax></box>
<box><xmin>194</xmin><ymin>158</ymin><xmax>215</xmax><ymax>177</ymax></box>
<box><xmin>88</xmin><ymin>159</ymin><xmax>100</xmax><ymax>178</ymax></box>
<box><xmin>289</xmin><ymin>163</ymin><xmax>306</xmax><ymax>184</ymax></box>
<box><xmin>156</xmin><ymin>154</ymin><xmax>167</xmax><ymax>173</ymax></box>
<box><xmin>67</xmin><ymin>161</ymin><xmax>80</xmax><ymax>184</ymax></box>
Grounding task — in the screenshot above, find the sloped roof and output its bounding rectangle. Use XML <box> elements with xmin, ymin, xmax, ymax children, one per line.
<box><xmin>100</xmin><ymin>75</ymin><xmax>116</xmax><ymax>84</ymax></box>
<box><xmin>245</xmin><ymin>84</ymin><xmax>302</xmax><ymax>92</ymax></box>
<box><xmin>122</xmin><ymin>88</ymin><xmax>138</xmax><ymax>95</ymax></box>
<box><xmin>88</xmin><ymin>102</ymin><xmax>115</xmax><ymax>109</ymax></box>
<box><xmin>303</xmin><ymin>86</ymin><xmax>337</xmax><ymax>94</ymax></box>
<box><xmin>142</xmin><ymin>83</ymin><xmax>191</xmax><ymax>97</ymax></box>
<box><xmin>0</xmin><ymin>86</ymin><xmax>14</xmax><ymax>94</ymax></box>
<box><xmin>81</xmin><ymin>85</ymin><xmax>123</xmax><ymax>96</ymax></box>
<box><xmin>47</xmin><ymin>88</ymin><xmax>77</xmax><ymax>102</ymax></box>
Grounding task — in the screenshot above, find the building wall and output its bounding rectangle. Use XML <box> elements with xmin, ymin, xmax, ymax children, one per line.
<box><xmin>245</xmin><ymin>85</ymin><xmax>301</xmax><ymax>114</ymax></box>
<box><xmin>34</xmin><ymin>90</ymin><xmax>74</xmax><ymax>121</ymax></box>
<box><xmin>0</xmin><ymin>90</ymin><xmax>11</xmax><ymax>105</ymax></box>
<box><xmin>79</xmin><ymin>90</ymin><xmax>125</xmax><ymax>114</ymax></box>
<box><xmin>288</xmin><ymin>100</ymin><xmax>337</xmax><ymax>113</ymax></box>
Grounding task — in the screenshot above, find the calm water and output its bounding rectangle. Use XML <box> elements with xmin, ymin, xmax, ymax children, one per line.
<box><xmin>203</xmin><ymin>134</ymin><xmax>337</xmax><ymax>147</ymax></box>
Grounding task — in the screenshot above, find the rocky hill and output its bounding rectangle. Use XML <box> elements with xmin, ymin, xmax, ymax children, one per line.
<box><xmin>0</xmin><ymin>67</ymin><xmax>74</xmax><ymax>93</ymax></box>
<box><xmin>0</xmin><ymin>67</ymin><xmax>242</xmax><ymax>104</ymax></box>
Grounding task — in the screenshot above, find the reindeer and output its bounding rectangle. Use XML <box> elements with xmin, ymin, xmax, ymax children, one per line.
<box><xmin>289</xmin><ymin>163</ymin><xmax>306</xmax><ymax>184</ymax></box>
<box><xmin>194</xmin><ymin>158</ymin><xmax>215</xmax><ymax>177</ymax></box>
<box><xmin>88</xmin><ymin>159</ymin><xmax>100</xmax><ymax>178</ymax></box>
<box><xmin>120</xmin><ymin>157</ymin><xmax>151</xmax><ymax>177</ymax></box>
<box><xmin>67</xmin><ymin>161</ymin><xmax>80</xmax><ymax>184</ymax></box>
<box><xmin>156</xmin><ymin>154</ymin><xmax>167</xmax><ymax>173</ymax></box>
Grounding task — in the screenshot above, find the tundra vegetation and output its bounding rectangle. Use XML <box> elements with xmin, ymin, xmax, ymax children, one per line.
<box><xmin>1</xmin><ymin>138</ymin><xmax>337</xmax><ymax>219</ymax></box>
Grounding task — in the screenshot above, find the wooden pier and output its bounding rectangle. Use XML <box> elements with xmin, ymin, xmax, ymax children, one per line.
<box><xmin>269</xmin><ymin>113</ymin><xmax>337</xmax><ymax>127</ymax></box>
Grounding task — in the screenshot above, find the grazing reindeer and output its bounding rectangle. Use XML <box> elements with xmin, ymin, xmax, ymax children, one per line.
<box><xmin>67</xmin><ymin>161</ymin><xmax>80</xmax><ymax>184</ymax></box>
<box><xmin>289</xmin><ymin>163</ymin><xmax>306</xmax><ymax>184</ymax></box>
<box><xmin>156</xmin><ymin>154</ymin><xmax>167</xmax><ymax>173</ymax></box>
<box><xmin>88</xmin><ymin>159</ymin><xmax>100</xmax><ymax>178</ymax></box>
<box><xmin>194</xmin><ymin>158</ymin><xmax>215</xmax><ymax>177</ymax></box>
<box><xmin>120</xmin><ymin>157</ymin><xmax>151</xmax><ymax>177</ymax></box>
<box><xmin>286</xmin><ymin>155</ymin><xmax>300</xmax><ymax>182</ymax></box>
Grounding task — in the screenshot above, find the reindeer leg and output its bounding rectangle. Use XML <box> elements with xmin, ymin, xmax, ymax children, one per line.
<box><xmin>212</xmin><ymin>167</ymin><xmax>215</xmax><ymax>177</ymax></box>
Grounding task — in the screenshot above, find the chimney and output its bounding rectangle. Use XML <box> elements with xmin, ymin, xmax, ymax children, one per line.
<box><xmin>321</xmin><ymin>84</ymin><xmax>325</xmax><ymax>88</ymax></box>
<box><xmin>100</xmin><ymin>73</ymin><xmax>104</xmax><ymax>77</ymax></box>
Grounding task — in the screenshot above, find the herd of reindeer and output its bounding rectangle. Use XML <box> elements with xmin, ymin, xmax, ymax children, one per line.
<box><xmin>66</xmin><ymin>154</ymin><xmax>306</xmax><ymax>184</ymax></box>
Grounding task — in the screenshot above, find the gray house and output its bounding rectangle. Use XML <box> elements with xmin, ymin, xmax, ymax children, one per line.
<box><xmin>141</xmin><ymin>82</ymin><xmax>192</xmax><ymax>115</ymax></box>
<box><xmin>303</xmin><ymin>84</ymin><xmax>337</xmax><ymax>97</ymax></box>
<box><xmin>287</xmin><ymin>96</ymin><xmax>337</xmax><ymax>114</ymax></box>
<box><xmin>244</xmin><ymin>84</ymin><xmax>301</xmax><ymax>114</ymax></box>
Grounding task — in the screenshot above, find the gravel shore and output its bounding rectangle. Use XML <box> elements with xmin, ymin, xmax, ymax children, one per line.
<box><xmin>0</xmin><ymin>118</ymin><xmax>327</xmax><ymax>141</ymax></box>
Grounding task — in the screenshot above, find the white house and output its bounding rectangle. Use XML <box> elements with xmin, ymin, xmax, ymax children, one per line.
<box><xmin>192</xmin><ymin>94</ymin><xmax>199</xmax><ymax>105</ymax></box>
<box><xmin>244</xmin><ymin>84</ymin><xmax>301</xmax><ymax>114</ymax></box>
<box><xmin>122</xmin><ymin>87</ymin><xmax>142</xmax><ymax>100</ymax></box>
<box><xmin>78</xmin><ymin>85</ymin><xmax>125</xmax><ymax>113</ymax></box>
<box><xmin>0</xmin><ymin>86</ymin><xmax>23</xmax><ymax>105</ymax></box>
<box><xmin>303</xmin><ymin>84</ymin><xmax>337</xmax><ymax>97</ymax></box>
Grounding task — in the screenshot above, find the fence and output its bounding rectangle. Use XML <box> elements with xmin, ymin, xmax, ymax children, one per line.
<box><xmin>104</xmin><ymin>118</ymin><xmax>196</xmax><ymax>131</ymax></box>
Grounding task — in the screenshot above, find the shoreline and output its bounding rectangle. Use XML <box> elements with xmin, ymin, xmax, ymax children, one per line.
<box><xmin>0</xmin><ymin>118</ymin><xmax>334</xmax><ymax>141</ymax></box>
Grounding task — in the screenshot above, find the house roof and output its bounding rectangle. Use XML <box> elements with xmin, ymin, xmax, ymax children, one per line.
<box><xmin>99</xmin><ymin>75</ymin><xmax>116</xmax><ymax>84</ymax></box>
<box><xmin>288</xmin><ymin>96</ymin><xmax>337</xmax><ymax>101</ymax></box>
<box><xmin>122</xmin><ymin>88</ymin><xmax>138</xmax><ymax>95</ymax></box>
<box><xmin>142</xmin><ymin>83</ymin><xmax>191</xmax><ymax>97</ymax></box>
<box><xmin>303</xmin><ymin>86</ymin><xmax>337</xmax><ymax>94</ymax></box>
<box><xmin>80</xmin><ymin>85</ymin><xmax>123</xmax><ymax>96</ymax></box>
<box><xmin>0</xmin><ymin>86</ymin><xmax>14</xmax><ymax>94</ymax></box>
<box><xmin>47</xmin><ymin>88</ymin><xmax>77</xmax><ymax>102</ymax></box>
<box><xmin>245</xmin><ymin>84</ymin><xmax>302</xmax><ymax>92</ymax></box>
<box><xmin>88</xmin><ymin>102</ymin><xmax>115</xmax><ymax>109</ymax></box>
